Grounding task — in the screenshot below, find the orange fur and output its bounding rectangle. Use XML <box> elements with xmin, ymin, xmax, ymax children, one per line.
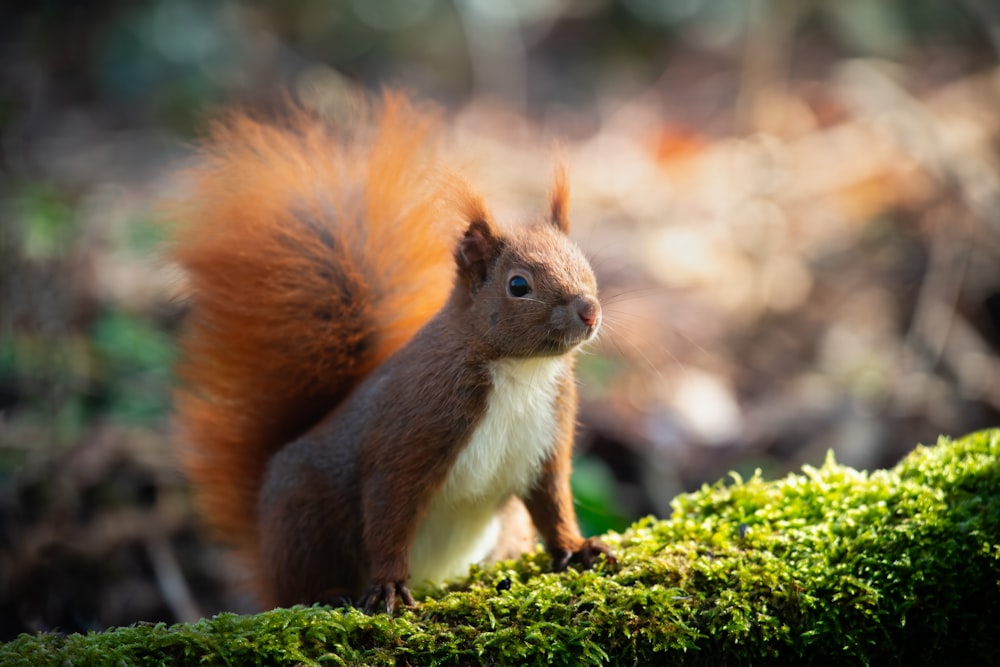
<box><xmin>549</xmin><ymin>162</ymin><xmax>570</xmax><ymax>233</ymax></box>
<box><xmin>167</xmin><ymin>92</ymin><xmax>479</xmax><ymax>591</ymax></box>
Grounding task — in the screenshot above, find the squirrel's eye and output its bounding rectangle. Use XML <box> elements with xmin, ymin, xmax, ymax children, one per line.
<box><xmin>508</xmin><ymin>275</ymin><xmax>531</xmax><ymax>298</ymax></box>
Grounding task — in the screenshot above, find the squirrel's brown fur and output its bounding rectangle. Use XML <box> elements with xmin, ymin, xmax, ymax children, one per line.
<box><xmin>168</xmin><ymin>92</ymin><xmax>613</xmax><ymax>610</ymax></box>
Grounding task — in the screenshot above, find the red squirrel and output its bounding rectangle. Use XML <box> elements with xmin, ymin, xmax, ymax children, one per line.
<box><xmin>169</xmin><ymin>92</ymin><xmax>614</xmax><ymax>613</ymax></box>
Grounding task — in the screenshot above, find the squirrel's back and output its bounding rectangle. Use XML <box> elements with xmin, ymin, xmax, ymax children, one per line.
<box><xmin>168</xmin><ymin>93</ymin><xmax>482</xmax><ymax>575</ymax></box>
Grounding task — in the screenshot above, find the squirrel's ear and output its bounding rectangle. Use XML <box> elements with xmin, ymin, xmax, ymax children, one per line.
<box><xmin>548</xmin><ymin>163</ymin><xmax>570</xmax><ymax>234</ymax></box>
<box><xmin>456</xmin><ymin>218</ymin><xmax>502</xmax><ymax>289</ymax></box>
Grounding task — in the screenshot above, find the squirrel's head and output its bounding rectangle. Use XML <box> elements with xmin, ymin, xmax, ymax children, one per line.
<box><xmin>452</xmin><ymin>168</ymin><xmax>600</xmax><ymax>360</ymax></box>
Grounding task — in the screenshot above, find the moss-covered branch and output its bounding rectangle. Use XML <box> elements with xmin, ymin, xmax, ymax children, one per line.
<box><xmin>4</xmin><ymin>430</ymin><xmax>1000</xmax><ymax>665</ymax></box>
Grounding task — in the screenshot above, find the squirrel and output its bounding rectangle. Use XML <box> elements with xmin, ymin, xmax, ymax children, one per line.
<box><xmin>168</xmin><ymin>91</ymin><xmax>615</xmax><ymax>614</ymax></box>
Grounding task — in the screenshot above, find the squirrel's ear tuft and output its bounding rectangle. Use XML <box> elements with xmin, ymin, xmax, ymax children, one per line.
<box><xmin>456</xmin><ymin>217</ymin><xmax>502</xmax><ymax>290</ymax></box>
<box><xmin>549</xmin><ymin>163</ymin><xmax>570</xmax><ymax>234</ymax></box>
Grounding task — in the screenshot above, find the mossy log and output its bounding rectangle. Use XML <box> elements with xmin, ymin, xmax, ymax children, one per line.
<box><xmin>4</xmin><ymin>429</ymin><xmax>999</xmax><ymax>666</ymax></box>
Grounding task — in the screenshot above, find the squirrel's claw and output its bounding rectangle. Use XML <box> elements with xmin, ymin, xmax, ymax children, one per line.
<box><xmin>553</xmin><ymin>536</ymin><xmax>617</xmax><ymax>572</ymax></box>
<box><xmin>361</xmin><ymin>581</ymin><xmax>416</xmax><ymax>615</ymax></box>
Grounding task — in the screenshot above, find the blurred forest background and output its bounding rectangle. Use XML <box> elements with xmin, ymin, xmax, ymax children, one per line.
<box><xmin>2</xmin><ymin>0</ymin><xmax>1000</xmax><ymax>639</ymax></box>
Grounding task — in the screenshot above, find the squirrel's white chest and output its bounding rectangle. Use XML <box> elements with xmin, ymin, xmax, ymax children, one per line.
<box><xmin>444</xmin><ymin>356</ymin><xmax>567</xmax><ymax>502</ymax></box>
<box><xmin>408</xmin><ymin>356</ymin><xmax>568</xmax><ymax>586</ymax></box>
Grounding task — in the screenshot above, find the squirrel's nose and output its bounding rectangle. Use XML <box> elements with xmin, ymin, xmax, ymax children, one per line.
<box><xmin>576</xmin><ymin>299</ymin><xmax>601</xmax><ymax>328</ymax></box>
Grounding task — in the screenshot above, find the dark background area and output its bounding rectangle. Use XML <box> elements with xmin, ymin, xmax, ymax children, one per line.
<box><xmin>2</xmin><ymin>0</ymin><xmax>1000</xmax><ymax>640</ymax></box>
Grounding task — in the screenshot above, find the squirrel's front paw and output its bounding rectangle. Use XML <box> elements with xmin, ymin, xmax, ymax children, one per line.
<box><xmin>360</xmin><ymin>581</ymin><xmax>416</xmax><ymax>615</ymax></box>
<box><xmin>553</xmin><ymin>536</ymin><xmax>617</xmax><ymax>572</ymax></box>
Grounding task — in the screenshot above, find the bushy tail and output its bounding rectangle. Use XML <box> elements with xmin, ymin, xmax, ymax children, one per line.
<box><xmin>166</xmin><ymin>92</ymin><xmax>475</xmax><ymax>583</ymax></box>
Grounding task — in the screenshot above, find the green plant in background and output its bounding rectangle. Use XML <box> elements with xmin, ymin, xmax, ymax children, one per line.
<box><xmin>4</xmin><ymin>429</ymin><xmax>997</xmax><ymax>665</ymax></box>
<box><xmin>572</xmin><ymin>455</ymin><xmax>631</xmax><ymax>536</ymax></box>
<box><xmin>1</xmin><ymin>184</ymin><xmax>176</xmax><ymax>453</ymax></box>
<box><xmin>88</xmin><ymin>309</ymin><xmax>175</xmax><ymax>425</ymax></box>
<box><xmin>0</xmin><ymin>304</ymin><xmax>176</xmax><ymax>444</ymax></box>
<box><xmin>14</xmin><ymin>185</ymin><xmax>77</xmax><ymax>262</ymax></box>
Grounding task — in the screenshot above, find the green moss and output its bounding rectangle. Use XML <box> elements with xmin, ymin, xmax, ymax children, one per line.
<box><xmin>4</xmin><ymin>430</ymin><xmax>999</xmax><ymax>665</ymax></box>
